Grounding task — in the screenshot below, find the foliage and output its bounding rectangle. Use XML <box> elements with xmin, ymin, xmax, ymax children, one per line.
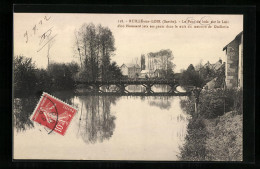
<box><xmin>181</xmin><ymin>88</ymin><xmax>242</xmax><ymax>119</ymax></box>
<box><xmin>147</xmin><ymin>49</ymin><xmax>176</xmax><ymax>72</ymax></box>
<box><xmin>107</xmin><ymin>62</ymin><xmax>123</xmax><ymax>80</ymax></box>
<box><xmin>161</xmin><ymin>68</ymin><xmax>175</xmax><ymax>80</ymax></box>
<box><xmin>225</xmin><ymin>89</ymin><xmax>243</xmax><ymax>115</ymax></box>
<box><xmin>180</xmin><ymin>97</ymin><xmax>195</xmax><ymax>115</ymax></box>
<box><xmin>179</xmin><ymin>88</ymin><xmax>243</xmax><ymax>161</ymax></box>
<box><xmin>193</xmin><ymin>61</ymin><xmax>225</xmax><ymax>89</ymax></box>
<box><xmin>13</xmin><ymin>97</ymin><xmax>37</xmax><ymax>131</ymax></box>
<box><xmin>205</xmin><ymin>111</ymin><xmax>242</xmax><ymax>161</ymax></box>
<box><xmin>199</xmin><ymin>66</ymin><xmax>215</xmax><ymax>82</ymax></box>
<box><xmin>179</xmin><ymin>64</ymin><xmax>205</xmax><ymax>88</ymax></box>
<box><xmin>48</xmin><ymin>63</ymin><xmax>79</xmax><ymax>90</ymax></box>
<box><xmin>179</xmin><ymin>111</ymin><xmax>242</xmax><ymax>161</ymax></box>
<box><xmin>34</xmin><ymin>68</ymin><xmax>53</xmax><ymax>93</ymax></box>
<box><xmin>14</xmin><ymin>55</ymin><xmax>80</xmax><ymax>98</ymax></box>
<box><xmin>14</xmin><ymin>55</ymin><xmax>38</xmax><ymax>97</ymax></box>
<box><xmin>75</xmin><ymin>23</ymin><xmax>122</xmax><ymax>81</ymax></box>
<box><xmin>213</xmin><ymin>64</ymin><xmax>225</xmax><ymax>88</ymax></box>
<box><xmin>79</xmin><ymin>96</ymin><xmax>118</xmax><ymax>144</ymax></box>
<box><xmin>178</xmin><ymin>117</ymin><xmax>208</xmax><ymax>161</ymax></box>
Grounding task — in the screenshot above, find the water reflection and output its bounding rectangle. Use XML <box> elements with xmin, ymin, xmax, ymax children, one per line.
<box><xmin>14</xmin><ymin>87</ymin><xmax>189</xmax><ymax>160</ymax></box>
<box><xmin>152</xmin><ymin>84</ymin><xmax>171</xmax><ymax>92</ymax></box>
<box><xmin>148</xmin><ymin>97</ymin><xmax>171</xmax><ymax>110</ymax></box>
<box><xmin>77</xmin><ymin>96</ymin><xmax>119</xmax><ymax>143</ymax></box>
<box><xmin>13</xmin><ymin>91</ymin><xmax>76</xmax><ymax>132</ymax></box>
<box><xmin>13</xmin><ymin>97</ymin><xmax>37</xmax><ymax>131</ymax></box>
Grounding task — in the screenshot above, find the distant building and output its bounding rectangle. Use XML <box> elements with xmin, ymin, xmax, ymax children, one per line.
<box><xmin>154</xmin><ymin>69</ymin><xmax>164</xmax><ymax>78</ymax></box>
<box><xmin>120</xmin><ymin>64</ymin><xmax>128</xmax><ymax>76</ymax></box>
<box><xmin>203</xmin><ymin>59</ymin><xmax>223</xmax><ymax>72</ymax></box>
<box><xmin>223</xmin><ymin>31</ymin><xmax>243</xmax><ymax>89</ymax></box>
<box><xmin>140</xmin><ymin>70</ymin><xmax>150</xmax><ymax>78</ymax></box>
<box><xmin>147</xmin><ymin>56</ymin><xmax>161</xmax><ymax>72</ymax></box>
<box><xmin>120</xmin><ymin>63</ymin><xmax>141</xmax><ymax>78</ymax></box>
<box><xmin>141</xmin><ymin>54</ymin><xmax>146</xmax><ymax>71</ymax></box>
<box><xmin>212</xmin><ymin>59</ymin><xmax>223</xmax><ymax>71</ymax></box>
<box><xmin>203</xmin><ymin>77</ymin><xmax>217</xmax><ymax>90</ymax></box>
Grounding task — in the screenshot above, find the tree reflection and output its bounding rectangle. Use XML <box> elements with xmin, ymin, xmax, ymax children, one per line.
<box><xmin>50</xmin><ymin>90</ymin><xmax>75</xmax><ymax>105</ymax></box>
<box><xmin>78</xmin><ymin>96</ymin><xmax>119</xmax><ymax>144</ymax></box>
<box><xmin>148</xmin><ymin>97</ymin><xmax>172</xmax><ymax>110</ymax></box>
<box><xmin>13</xmin><ymin>91</ymin><xmax>75</xmax><ymax>132</ymax></box>
<box><xmin>13</xmin><ymin>97</ymin><xmax>37</xmax><ymax>131</ymax></box>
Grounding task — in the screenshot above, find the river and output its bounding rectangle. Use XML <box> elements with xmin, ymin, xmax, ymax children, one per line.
<box><xmin>13</xmin><ymin>85</ymin><xmax>190</xmax><ymax>160</ymax></box>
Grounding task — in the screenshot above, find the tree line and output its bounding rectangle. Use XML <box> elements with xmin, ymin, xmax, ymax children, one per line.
<box><xmin>178</xmin><ymin>62</ymin><xmax>225</xmax><ymax>89</ymax></box>
<box><xmin>14</xmin><ymin>55</ymin><xmax>79</xmax><ymax>98</ymax></box>
<box><xmin>14</xmin><ymin>23</ymin><xmax>123</xmax><ymax>98</ymax></box>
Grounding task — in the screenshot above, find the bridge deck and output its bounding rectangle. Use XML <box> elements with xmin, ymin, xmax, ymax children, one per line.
<box><xmin>75</xmin><ymin>92</ymin><xmax>191</xmax><ymax>96</ymax></box>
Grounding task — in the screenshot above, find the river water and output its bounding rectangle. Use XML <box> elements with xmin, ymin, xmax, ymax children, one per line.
<box><xmin>13</xmin><ymin>86</ymin><xmax>190</xmax><ymax>160</ymax></box>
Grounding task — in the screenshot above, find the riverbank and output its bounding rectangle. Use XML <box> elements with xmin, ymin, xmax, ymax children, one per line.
<box><xmin>178</xmin><ymin>88</ymin><xmax>243</xmax><ymax>161</ymax></box>
<box><xmin>205</xmin><ymin>111</ymin><xmax>242</xmax><ymax>161</ymax></box>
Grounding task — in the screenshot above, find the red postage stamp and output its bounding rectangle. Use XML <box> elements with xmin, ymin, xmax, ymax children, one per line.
<box><xmin>31</xmin><ymin>92</ymin><xmax>77</xmax><ymax>136</ymax></box>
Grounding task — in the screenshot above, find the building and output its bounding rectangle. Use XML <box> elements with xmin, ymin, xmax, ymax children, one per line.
<box><xmin>147</xmin><ymin>56</ymin><xmax>162</xmax><ymax>72</ymax></box>
<box><xmin>141</xmin><ymin>54</ymin><xmax>146</xmax><ymax>71</ymax></box>
<box><xmin>223</xmin><ymin>31</ymin><xmax>243</xmax><ymax>89</ymax></box>
<box><xmin>212</xmin><ymin>59</ymin><xmax>223</xmax><ymax>71</ymax></box>
<box><xmin>120</xmin><ymin>63</ymin><xmax>141</xmax><ymax>78</ymax></box>
<box><xmin>140</xmin><ymin>70</ymin><xmax>150</xmax><ymax>78</ymax></box>
<box><xmin>154</xmin><ymin>69</ymin><xmax>164</xmax><ymax>78</ymax></box>
<box><xmin>203</xmin><ymin>59</ymin><xmax>223</xmax><ymax>72</ymax></box>
<box><xmin>120</xmin><ymin>64</ymin><xmax>128</xmax><ymax>76</ymax></box>
<box><xmin>203</xmin><ymin>77</ymin><xmax>218</xmax><ymax>90</ymax></box>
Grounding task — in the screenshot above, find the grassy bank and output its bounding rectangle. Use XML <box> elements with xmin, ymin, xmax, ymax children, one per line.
<box><xmin>205</xmin><ymin>111</ymin><xmax>242</xmax><ymax>161</ymax></box>
<box><xmin>178</xmin><ymin>88</ymin><xmax>243</xmax><ymax>161</ymax></box>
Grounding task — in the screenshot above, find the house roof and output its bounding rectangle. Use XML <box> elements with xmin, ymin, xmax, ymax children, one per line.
<box><xmin>203</xmin><ymin>59</ymin><xmax>223</xmax><ymax>70</ymax></box>
<box><xmin>223</xmin><ymin>31</ymin><xmax>243</xmax><ymax>51</ymax></box>
<box><xmin>120</xmin><ymin>64</ymin><xmax>127</xmax><ymax>68</ymax></box>
<box><xmin>213</xmin><ymin>61</ymin><xmax>222</xmax><ymax>70</ymax></box>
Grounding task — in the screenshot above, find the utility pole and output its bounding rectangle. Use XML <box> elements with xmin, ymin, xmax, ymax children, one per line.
<box><xmin>46</xmin><ymin>36</ymin><xmax>54</xmax><ymax>68</ymax></box>
<box><xmin>47</xmin><ymin>42</ymin><xmax>50</xmax><ymax>67</ymax></box>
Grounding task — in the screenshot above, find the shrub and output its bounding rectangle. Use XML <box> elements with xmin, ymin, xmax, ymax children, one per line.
<box><xmin>180</xmin><ymin>88</ymin><xmax>243</xmax><ymax>119</ymax></box>
<box><xmin>34</xmin><ymin>69</ymin><xmax>53</xmax><ymax>94</ymax></box>
<box><xmin>198</xmin><ymin>89</ymin><xmax>243</xmax><ymax>118</ymax></box>
<box><xmin>179</xmin><ymin>64</ymin><xmax>205</xmax><ymax>88</ymax></box>
<box><xmin>13</xmin><ymin>55</ymin><xmax>80</xmax><ymax>98</ymax></box>
<box><xmin>178</xmin><ymin>117</ymin><xmax>208</xmax><ymax>161</ymax></box>
<box><xmin>14</xmin><ymin>55</ymin><xmax>38</xmax><ymax>97</ymax></box>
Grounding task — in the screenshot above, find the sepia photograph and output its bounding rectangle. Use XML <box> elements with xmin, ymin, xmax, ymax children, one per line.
<box><xmin>13</xmin><ymin>13</ymin><xmax>243</xmax><ymax>161</ymax></box>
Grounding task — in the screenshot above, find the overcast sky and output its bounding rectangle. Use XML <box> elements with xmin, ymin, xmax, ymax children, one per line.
<box><xmin>14</xmin><ymin>13</ymin><xmax>243</xmax><ymax>72</ymax></box>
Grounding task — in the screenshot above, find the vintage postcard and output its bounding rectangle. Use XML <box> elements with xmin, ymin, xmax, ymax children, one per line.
<box><xmin>13</xmin><ymin>13</ymin><xmax>243</xmax><ymax>161</ymax></box>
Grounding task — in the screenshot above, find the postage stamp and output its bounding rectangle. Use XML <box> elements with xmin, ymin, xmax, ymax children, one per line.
<box><xmin>31</xmin><ymin>92</ymin><xmax>77</xmax><ymax>136</ymax></box>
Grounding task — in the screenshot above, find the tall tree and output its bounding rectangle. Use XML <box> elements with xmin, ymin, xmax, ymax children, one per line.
<box><xmin>75</xmin><ymin>23</ymin><xmax>116</xmax><ymax>81</ymax></box>
<box><xmin>180</xmin><ymin>64</ymin><xmax>205</xmax><ymax>87</ymax></box>
<box><xmin>14</xmin><ymin>55</ymin><xmax>38</xmax><ymax>97</ymax></box>
<box><xmin>147</xmin><ymin>49</ymin><xmax>175</xmax><ymax>71</ymax></box>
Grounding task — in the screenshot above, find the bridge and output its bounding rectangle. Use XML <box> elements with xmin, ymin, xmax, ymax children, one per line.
<box><xmin>75</xmin><ymin>79</ymin><xmax>193</xmax><ymax>96</ymax></box>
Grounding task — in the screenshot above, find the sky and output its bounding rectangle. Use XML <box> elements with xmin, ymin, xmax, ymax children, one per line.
<box><xmin>13</xmin><ymin>13</ymin><xmax>243</xmax><ymax>72</ymax></box>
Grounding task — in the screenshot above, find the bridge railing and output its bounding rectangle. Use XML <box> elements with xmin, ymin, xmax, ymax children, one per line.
<box><xmin>76</xmin><ymin>78</ymin><xmax>178</xmax><ymax>84</ymax></box>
